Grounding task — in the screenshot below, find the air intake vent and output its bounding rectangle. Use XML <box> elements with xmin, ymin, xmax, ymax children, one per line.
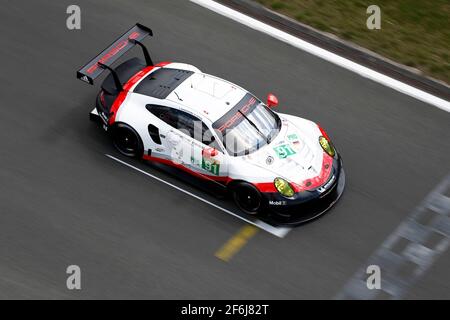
<box><xmin>134</xmin><ymin>68</ymin><xmax>193</xmax><ymax>99</ymax></box>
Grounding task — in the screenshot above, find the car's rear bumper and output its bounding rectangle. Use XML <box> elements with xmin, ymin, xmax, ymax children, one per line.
<box><xmin>260</xmin><ymin>156</ymin><xmax>345</xmax><ymax>226</ymax></box>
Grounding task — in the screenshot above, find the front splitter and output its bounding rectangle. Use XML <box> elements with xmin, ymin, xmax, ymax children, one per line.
<box><xmin>261</xmin><ymin>168</ymin><xmax>346</xmax><ymax>226</ymax></box>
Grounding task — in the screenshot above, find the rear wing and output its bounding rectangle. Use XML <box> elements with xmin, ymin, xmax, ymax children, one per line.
<box><xmin>77</xmin><ymin>23</ymin><xmax>153</xmax><ymax>89</ymax></box>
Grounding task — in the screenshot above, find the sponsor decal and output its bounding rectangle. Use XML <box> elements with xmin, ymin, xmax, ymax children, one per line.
<box><xmin>273</xmin><ymin>144</ymin><xmax>296</xmax><ymax>159</ymax></box>
<box><xmin>269</xmin><ymin>200</ymin><xmax>287</xmax><ymax>206</ymax></box>
<box><xmin>80</xmin><ymin>75</ymin><xmax>90</xmax><ymax>83</ymax></box>
<box><xmin>317</xmin><ymin>174</ymin><xmax>335</xmax><ymax>193</ymax></box>
<box><xmin>287</xmin><ymin>133</ymin><xmax>301</xmax><ymax>150</ymax></box>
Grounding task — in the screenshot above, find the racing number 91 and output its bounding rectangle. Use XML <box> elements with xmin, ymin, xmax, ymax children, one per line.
<box><xmin>273</xmin><ymin>144</ymin><xmax>296</xmax><ymax>159</ymax></box>
<box><xmin>202</xmin><ymin>158</ymin><xmax>220</xmax><ymax>175</ymax></box>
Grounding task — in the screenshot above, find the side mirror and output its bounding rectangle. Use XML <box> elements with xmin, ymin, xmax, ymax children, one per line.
<box><xmin>202</xmin><ymin>147</ymin><xmax>218</xmax><ymax>158</ymax></box>
<box><xmin>267</xmin><ymin>93</ymin><xmax>279</xmax><ymax>108</ymax></box>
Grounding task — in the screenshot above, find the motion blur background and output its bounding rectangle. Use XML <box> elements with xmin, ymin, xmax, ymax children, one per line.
<box><xmin>0</xmin><ymin>0</ymin><xmax>448</xmax><ymax>299</ymax></box>
<box><xmin>257</xmin><ymin>0</ymin><xmax>450</xmax><ymax>84</ymax></box>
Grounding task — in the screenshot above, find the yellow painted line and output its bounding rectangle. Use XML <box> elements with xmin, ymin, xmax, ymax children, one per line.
<box><xmin>215</xmin><ymin>225</ymin><xmax>259</xmax><ymax>262</ymax></box>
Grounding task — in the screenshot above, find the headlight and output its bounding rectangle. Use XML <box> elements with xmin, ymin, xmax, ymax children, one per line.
<box><xmin>274</xmin><ymin>177</ymin><xmax>295</xmax><ymax>197</ymax></box>
<box><xmin>319</xmin><ymin>136</ymin><xmax>335</xmax><ymax>157</ymax></box>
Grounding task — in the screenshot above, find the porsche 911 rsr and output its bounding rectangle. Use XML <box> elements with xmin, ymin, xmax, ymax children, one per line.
<box><xmin>77</xmin><ymin>24</ymin><xmax>345</xmax><ymax>225</ymax></box>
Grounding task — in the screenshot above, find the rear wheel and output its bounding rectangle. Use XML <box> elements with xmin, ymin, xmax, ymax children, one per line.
<box><xmin>111</xmin><ymin>123</ymin><xmax>143</xmax><ymax>158</ymax></box>
<box><xmin>231</xmin><ymin>182</ymin><xmax>262</xmax><ymax>215</ymax></box>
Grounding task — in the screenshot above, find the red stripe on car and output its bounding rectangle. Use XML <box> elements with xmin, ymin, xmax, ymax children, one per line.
<box><xmin>108</xmin><ymin>62</ymin><xmax>171</xmax><ymax>125</ymax></box>
<box><xmin>155</xmin><ymin>61</ymin><xmax>171</xmax><ymax>67</ymax></box>
<box><xmin>142</xmin><ymin>154</ymin><xmax>232</xmax><ymax>184</ymax></box>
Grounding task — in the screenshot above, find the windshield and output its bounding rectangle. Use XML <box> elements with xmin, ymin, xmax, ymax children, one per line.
<box><xmin>213</xmin><ymin>93</ymin><xmax>281</xmax><ymax>156</ymax></box>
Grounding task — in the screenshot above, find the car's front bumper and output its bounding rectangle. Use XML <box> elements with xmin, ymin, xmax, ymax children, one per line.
<box><xmin>260</xmin><ymin>155</ymin><xmax>345</xmax><ymax>226</ymax></box>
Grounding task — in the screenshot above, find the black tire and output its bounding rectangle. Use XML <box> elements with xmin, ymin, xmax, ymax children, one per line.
<box><xmin>110</xmin><ymin>123</ymin><xmax>143</xmax><ymax>158</ymax></box>
<box><xmin>231</xmin><ymin>182</ymin><xmax>262</xmax><ymax>215</ymax></box>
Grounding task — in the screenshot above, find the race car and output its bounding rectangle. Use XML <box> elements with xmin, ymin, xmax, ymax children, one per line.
<box><xmin>77</xmin><ymin>23</ymin><xmax>345</xmax><ymax>225</ymax></box>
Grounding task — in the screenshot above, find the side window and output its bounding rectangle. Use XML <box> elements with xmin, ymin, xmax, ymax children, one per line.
<box><xmin>202</xmin><ymin>125</ymin><xmax>220</xmax><ymax>150</ymax></box>
<box><xmin>146</xmin><ymin>105</ymin><xmax>178</xmax><ymax>128</ymax></box>
<box><xmin>176</xmin><ymin>111</ymin><xmax>198</xmax><ymax>138</ymax></box>
<box><xmin>147</xmin><ymin>105</ymin><xmax>220</xmax><ymax>150</ymax></box>
<box><xmin>177</xmin><ymin>111</ymin><xmax>219</xmax><ymax>149</ymax></box>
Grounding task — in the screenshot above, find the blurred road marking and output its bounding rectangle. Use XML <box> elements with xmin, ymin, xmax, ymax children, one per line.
<box><xmin>215</xmin><ymin>225</ymin><xmax>259</xmax><ymax>262</ymax></box>
<box><xmin>191</xmin><ymin>0</ymin><xmax>450</xmax><ymax>112</ymax></box>
<box><xmin>106</xmin><ymin>154</ymin><xmax>291</xmax><ymax>238</ymax></box>
<box><xmin>335</xmin><ymin>174</ymin><xmax>450</xmax><ymax>299</ymax></box>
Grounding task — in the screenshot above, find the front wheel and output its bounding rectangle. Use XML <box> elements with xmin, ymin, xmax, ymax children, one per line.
<box><xmin>231</xmin><ymin>182</ymin><xmax>262</xmax><ymax>215</ymax></box>
<box><xmin>110</xmin><ymin>123</ymin><xmax>143</xmax><ymax>158</ymax></box>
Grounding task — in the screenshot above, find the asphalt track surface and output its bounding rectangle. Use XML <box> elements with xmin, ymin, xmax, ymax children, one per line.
<box><xmin>0</xmin><ymin>0</ymin><xmax>449</xmax><ymax>299</ymax></box>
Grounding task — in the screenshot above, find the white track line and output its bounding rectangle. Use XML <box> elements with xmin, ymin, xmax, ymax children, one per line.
<box><xmin>106</xmin><ymin>154</ymin><xmax>291</xmax><ymax>238</ymax></box>
<box><xmin>190</xmin><ymin>0</ymin><xmax>450</xmax><ymax>112</ymax></box>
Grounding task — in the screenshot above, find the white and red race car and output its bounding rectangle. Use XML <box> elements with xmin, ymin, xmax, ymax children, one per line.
<box><xmin>77</xmin><ymin>24</ymin><xmax>345</xmax><ymax>225</ymax></box>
